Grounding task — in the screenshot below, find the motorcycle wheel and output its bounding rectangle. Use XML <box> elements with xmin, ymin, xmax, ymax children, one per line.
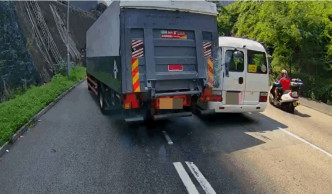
<box><xmin>269</xmin><ymin>94</ymin><xmax>274</xmax><ymax>105</ymax></box>
<box><xmin>287</xmin><ymin>103</ymin><xmax>295</xmax><ymax>114</ymax></box>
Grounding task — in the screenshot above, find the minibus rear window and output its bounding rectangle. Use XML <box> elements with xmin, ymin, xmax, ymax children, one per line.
<box><xmin>226</xmin><ymin>50</ymin><xmax>244</xmax><ymax>72</ymax></box>
<box><xmin>247</xmin><ymin>50</ymin><xmax>267</xmax><ymax>74</ymax></box>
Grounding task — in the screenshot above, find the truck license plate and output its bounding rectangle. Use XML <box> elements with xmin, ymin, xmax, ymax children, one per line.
<box><xmin>159</xmin><ymin>98</ymin><xmax>183</xmax><ymax>109</ymax></box>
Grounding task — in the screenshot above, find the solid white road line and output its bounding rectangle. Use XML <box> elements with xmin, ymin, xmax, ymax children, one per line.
<box><xmin>173</xmin><ymin>162</ymin><xmax>199</xmax><ymax>194</ymax></box>
<box><xmin>279</xmin><ymin>127</ymin><xmax>332</xmax><ymax>159</ymax></box>
<box><xmin>162</xmin><ymin>131</ymin><xmax>174</xmax><ymax>145</ymax></box>
<box><xmin>185</xmin><ymin>161</ymin><xmax>217</xmax><ymax>194</ymax></box>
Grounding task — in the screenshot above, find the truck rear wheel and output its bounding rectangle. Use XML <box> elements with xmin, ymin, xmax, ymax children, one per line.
<box><xmin>99</xmin><ymin>85</ymin><xmax>109</xmax><ymax>114</ymax></box>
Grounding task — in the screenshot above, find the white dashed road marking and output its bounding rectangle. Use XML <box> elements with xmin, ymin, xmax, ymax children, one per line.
<box><xmin>185</xmin><ymin>161</ymin><xmax>217</xmax><ymax>194</ymax></box>
<box><xmin>162</xmin><ymin>131</ymin><xmax>173</xmax><ymax>145</ymax></box>
<box><xmin>174</xmin><ymin>162</ymin><xmax>216</xmax><ymax>194</ymax></box>
<box><xmin>279</xmin><ymin>127</ymin><xmax>332</xmax><ymax>159</ymax></box>
<box><xmin>173</xmin><ymin>162</ymin><xmax>199</xmax><ymax>194</ymax></box>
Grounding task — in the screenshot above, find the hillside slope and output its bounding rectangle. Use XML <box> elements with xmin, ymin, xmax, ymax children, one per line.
<box><xmin>0</xmin><ymin>1</ymin><xmax>96</xmax><ymax>101</ymax></box>
<box><xmin>0</xmin><ymin>1</ymin><xmax>40</xmax><ymax>101</ymax></box>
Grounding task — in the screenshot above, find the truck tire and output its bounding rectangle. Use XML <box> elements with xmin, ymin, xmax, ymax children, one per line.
<box><xmin>99</xmin><ymin>85</ymin><xmax>109</xmax><ymax>114</ymax></box>
<box><xmin>110</xmin><ymin>89</ymin><xmax>117</xmax><ymax>108</ymax></box>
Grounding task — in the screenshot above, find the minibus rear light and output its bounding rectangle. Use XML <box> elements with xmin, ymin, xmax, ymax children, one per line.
<box><xmin>259</xmin><ymin>92</ymin><xmax>268</xmax><ymax>102</ymax></box>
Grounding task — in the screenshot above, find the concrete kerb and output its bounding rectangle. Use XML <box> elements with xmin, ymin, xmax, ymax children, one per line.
<box><xmin>0</xmin><ymin>79</ymin><xmax>85</xmax><ymax>158</ymax></box>
<box><xmin>299</xmin><ymin>98</ymin><xmax>332</xmax><ymax>117</ymax></box>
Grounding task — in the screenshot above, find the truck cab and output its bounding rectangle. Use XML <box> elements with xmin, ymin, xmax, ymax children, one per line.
<box><xmin>197</xmin><ymin>37</ymin><xmax>269</xmax><ymax>113</ymax></box>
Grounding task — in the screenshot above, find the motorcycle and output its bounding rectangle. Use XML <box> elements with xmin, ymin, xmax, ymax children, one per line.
<box><xmin>269</xmin><ymin>78</ymin><xmax>304</xmax><ymax>113</ymax></box>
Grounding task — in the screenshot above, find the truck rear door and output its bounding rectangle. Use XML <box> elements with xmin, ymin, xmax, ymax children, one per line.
<box><xmin>122</xmin><ymin>8</ymin><xmax>217</xmax><ymax>96</ymax></box>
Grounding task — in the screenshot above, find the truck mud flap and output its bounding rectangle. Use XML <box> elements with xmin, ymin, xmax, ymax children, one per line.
<box><xmin>153</xmin><ymin>112</ymin><xmax>192</xmax><ymax>120</ymax></box>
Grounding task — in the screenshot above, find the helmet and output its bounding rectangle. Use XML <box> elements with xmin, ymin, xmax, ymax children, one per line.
<box><xmin>281</xmin><ymin>69</ymin><xmax>288</xmax><ymax>75</ymax></box>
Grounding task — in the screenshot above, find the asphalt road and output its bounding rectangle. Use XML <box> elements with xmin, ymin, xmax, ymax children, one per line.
<box><xmin>0</xmin><ymin>81</ymin><xmax>331</xmax><ymax>194</ymax></box>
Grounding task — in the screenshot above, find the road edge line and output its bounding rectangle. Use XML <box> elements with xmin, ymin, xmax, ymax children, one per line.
<box><xmin>0</xmin><ymin>79</ymin><xmax>85</xmax><ymax>158</ymax></box>
<box><xmin>278</xmin><ymin>127</ymin><xmax>332</xmax><ymax>159</ymax></box>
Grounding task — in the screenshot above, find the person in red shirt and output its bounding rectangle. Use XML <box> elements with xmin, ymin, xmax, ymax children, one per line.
<box><xmin>280</xmin><ymin>69</ymin><xmax>291</xmax><ymax>91</ymax></box>
<box><xmin>273</xmin><ymin>69</ymin><xmax>291</xmax><ymax>101</ymax></box>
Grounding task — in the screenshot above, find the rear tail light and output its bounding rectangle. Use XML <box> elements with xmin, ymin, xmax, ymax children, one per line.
<box><xmin>123</xmin><ymin>93</ymin><xmax>140</xmax><ymax>109</ymax></box>
<box><xmin>200</xmin><ymin>88</ymin><xmax>223</xmax><ymax>102</ymax></box>
<box><xmin>124</xmin><ymin>102</ymin><xmax>131</xmax><ymax>109</ymax></box>
<box><xmin>290</xmin><ymin>92</ymin><xmax>298</xmax><ymax>98</ymax></box>
<box><xmin>202</xmin><ymin>95</ymin><xmax>222</xmax><ymax>102</ymax></box>
<box><xmin>259</xmin><ymin>92</ymin><xmax>268</xmax><ymax>102</ymax></box>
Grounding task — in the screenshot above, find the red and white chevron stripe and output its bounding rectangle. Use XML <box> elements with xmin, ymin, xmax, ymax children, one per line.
<box><xmin>132</xmin><ymin>40</ymin><xmax>144</xmax><ymax>58</ymax></box>
<box><xmin>203</xmin><ymin>41</ymin><xmax>212</xmax><ymax>58</ymax></box>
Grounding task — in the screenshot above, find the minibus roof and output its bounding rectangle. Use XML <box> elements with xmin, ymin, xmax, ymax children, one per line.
<box><xmin>219</xmin><ymin>37</ymin><xmax>266</xmax><ymax>52</ymax></box>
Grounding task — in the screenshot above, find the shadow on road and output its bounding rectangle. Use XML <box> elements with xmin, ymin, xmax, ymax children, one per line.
<box><xmin>294</xmin><ymin>110</ymin><xmax>311</xmax><ymax>118</ymax></box>
<box><xmin>80</xmin><ymin>85</ymin><xmax>293</xmax><ymax>192</ymax></box>
<box><xmin>101</xmin><ymin>111</ymin><xmax>289</xmax><ymax>158</ymax></box>
<box><xmin>269</xmin><ymin>104</ymin><xmax>311</xmax><ymax>118</ymax></box>
<box><xmin>88</xmin><ymin>89</ymin><xmax>288</xmax><ymax>155</ymax></box>
<box><xmin>198</xmin><ymin>112</ymin><xmax>288</xmax><ymax>131</ymax></box>
<box><xmin>170</xmin><ymin>113</ymin><xmax>289</xmax><ymax>154</ymax></box>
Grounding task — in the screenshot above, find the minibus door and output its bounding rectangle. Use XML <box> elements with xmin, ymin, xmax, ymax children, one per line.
<box><xmin>221</xmin><ymin>48</ymin><xmax>246</xmax><ymax>105</ymax></box>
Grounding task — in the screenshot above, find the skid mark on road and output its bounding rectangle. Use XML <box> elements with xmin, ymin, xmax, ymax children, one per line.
<box><xmin>279</xmin><ymin>127</ymin><xmax>332</xmax><ymax>159</ymax></box>
<box><xmin>174</xmin><ymin>162</ymin><xmax>216</xmax><ymax>194</ymax></box>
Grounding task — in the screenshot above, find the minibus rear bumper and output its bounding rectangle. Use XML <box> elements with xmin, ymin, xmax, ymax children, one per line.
<box><xmin>206</xmin><ymin>102</ymin><xmax>267</xmax><ymax>113</ymax></box>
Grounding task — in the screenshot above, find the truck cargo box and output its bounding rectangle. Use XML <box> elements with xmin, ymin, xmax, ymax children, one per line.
<box><xmin>86</xmin><ymin>1</ymin><xmax>218</xmax><ymax>98</ymax></box>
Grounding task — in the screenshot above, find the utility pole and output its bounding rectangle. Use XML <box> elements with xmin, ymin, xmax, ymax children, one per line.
<box><xmin>66</xmin><ymin>0</ymin><xmax>70</xmax><ymax>78</ymax></box>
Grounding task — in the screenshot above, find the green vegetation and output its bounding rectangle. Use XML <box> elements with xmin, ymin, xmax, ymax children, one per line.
<box><xmin>0</xmin><ymin>67</ymin><xmax>86</xmax><ymax>146</ymax></box>
<box><xmin>218</xmin><ymin>1</ymin><xmax>332</xmax><ymax>104</ymax></box>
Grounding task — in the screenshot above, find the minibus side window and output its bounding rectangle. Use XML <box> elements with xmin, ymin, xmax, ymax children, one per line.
<box><xmin>247</xmin><ymin>50</ymin><xmax>267</xmax><ymax>74</ymax></box>
<box><xmin>226</xmin><ymin>50</ymin><xmax>244</xmax><ymax>72</ymax></box>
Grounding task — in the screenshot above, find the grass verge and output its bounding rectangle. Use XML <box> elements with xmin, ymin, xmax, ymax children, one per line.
<box><xmin>0</xmin><ymin>67</ymin><xmax>86</xmax><ymax>146</ymax></box>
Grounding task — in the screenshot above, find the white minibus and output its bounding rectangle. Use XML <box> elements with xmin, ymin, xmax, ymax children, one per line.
<box><xmin>198</xmin><ymin>37</ymin><xmax>269</xmax><ymax>113</ymax></box>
